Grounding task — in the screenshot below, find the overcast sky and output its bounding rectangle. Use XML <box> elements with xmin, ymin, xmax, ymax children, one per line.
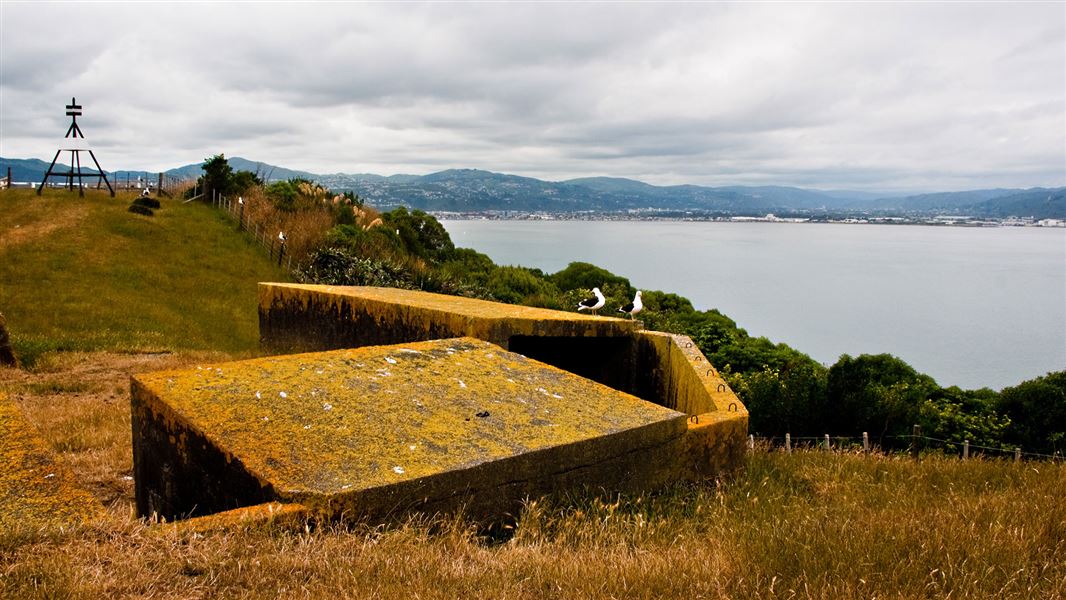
<box><xmin>1</xmin><ymin>2</ymin><xmax>1063</xmax><ymax>192</ymax></box>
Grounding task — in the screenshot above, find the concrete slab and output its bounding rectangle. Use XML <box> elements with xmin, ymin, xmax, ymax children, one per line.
<box><xmin>0</xmin><ymin>393</ymin><xmax>102</xmax><ymax>532</ymax></box>
<box><xmin>132</xmin><ymin>337</ymin><xmax>688</xmax><ymax>522</ymax></box>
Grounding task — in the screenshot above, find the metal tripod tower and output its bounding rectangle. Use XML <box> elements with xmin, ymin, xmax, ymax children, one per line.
<box><xmin>37</xmin><ymin>97</ymin><xmax>115</xmax><ymax>197</ymax></box>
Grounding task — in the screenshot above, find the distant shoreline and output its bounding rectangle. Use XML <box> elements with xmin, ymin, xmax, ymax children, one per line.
<box><xmin>432</xmin><ymin>212</ymin><xmax>1066</xmax><ymax>228</ymax></box>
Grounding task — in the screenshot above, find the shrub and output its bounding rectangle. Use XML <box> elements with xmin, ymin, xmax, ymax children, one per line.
<box><xmin>550</xmin><ymin>261</ymin><xmax>631</xmax><ymax>292</ymax></box>
<box><xmin>132</xmin><ymin>197</ymin><xmax>160</xmax><ymax>209</ymax></box>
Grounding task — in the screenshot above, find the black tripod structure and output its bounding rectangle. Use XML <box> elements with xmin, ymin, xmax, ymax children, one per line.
<box><xmin>37</xmin><ymin>97</ymin><xmax>115</xmax><ymax>197</ymax></box>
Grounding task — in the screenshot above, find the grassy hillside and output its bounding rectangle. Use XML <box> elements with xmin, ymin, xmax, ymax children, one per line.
<box><xmin>0</xmin><ymin>188</ymin><xmax>291</xmax><ymax>365</ymax></box>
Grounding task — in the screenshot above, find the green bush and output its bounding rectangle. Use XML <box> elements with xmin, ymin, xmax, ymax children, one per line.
<box><xmin>997</xmin><ymin>371</ymin><xmax>1066</xmax><ymax>454</ymax></box>
<box><xmin>486</xmin><ymin>266</ymin><xmax>562</xmax><ymax>307</ymax></box>
<box><xmin>132</xmin><ymin>197</ymin><xmax>160</xmax><ymax>209</ymax></box>
<box><xmin>550</xmin><ymin>261</ymin><xmax>631</xmax><ymax>292</ymax></box>
<box><xmin>294</xmin><ymin>247</ymin><xmax>411</xmax><ymax>288</ymax></box>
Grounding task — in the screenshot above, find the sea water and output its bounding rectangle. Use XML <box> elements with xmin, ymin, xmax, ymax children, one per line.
<box><xmin>440</xmin><ymin>220</ymin><xmax>1066</xmax><ymax>391</ymax></box>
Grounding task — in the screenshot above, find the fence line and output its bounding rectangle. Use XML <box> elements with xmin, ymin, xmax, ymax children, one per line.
<box><xmin>2</xmin><ymin>168</ymin><xmax>191</xmax><ymax>197</ymax></box>
<box><xmin>206</xmin><ymin>189</ymin><xmax>294</xmax><ymax>271</ymax></box>
<box><xmin>751</xmin><ymin>429</ymin><xmax>1062</xmax><ymax>463</ymax></box>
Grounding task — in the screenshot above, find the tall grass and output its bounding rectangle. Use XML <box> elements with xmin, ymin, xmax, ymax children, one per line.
<box><xmin>1</xmin><ymin>448</ymin><xmax>1062</xmax><ymax>599</ymax></box>
<box><xmin>0</xmin><ymin>188</ymin><xmax>291</xmax><ymax>366</ymax></box>
<box><xmin>235</xmin><ymin>185</ymin><xmax>341</xmax><ymax>264</ymax></box>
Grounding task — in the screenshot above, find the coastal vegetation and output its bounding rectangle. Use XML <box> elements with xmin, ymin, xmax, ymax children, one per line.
<box><xmin>248</xmin><ymin>167</ymin><xmax>1061</xmax><ymax>457</ymax></box>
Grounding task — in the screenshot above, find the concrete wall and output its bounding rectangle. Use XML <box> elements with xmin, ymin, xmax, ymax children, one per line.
<box><xmin>259</xmin><ymin>284</ymin><xmax>748</xmax><ymax>481</ymax></box>
<box><xmin>129</xmin><ymin>283</ymin><xmax>749</xmax><ymax>525</ymax></box>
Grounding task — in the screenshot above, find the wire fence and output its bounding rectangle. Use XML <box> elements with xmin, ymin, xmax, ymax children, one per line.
<box><xmin>198</xmin><ymin>188</ymin><xmax>294</xmax><ymax>271</ymax></box>
<box><xmin>746</xmin><ymin>427</ymin><xmax>1063</xmax><ymax>463</ymax></box>
<box><xmin>2</xmin><ymin>168</ymin><xmax>191</xmax><ymax>197</ymax></box>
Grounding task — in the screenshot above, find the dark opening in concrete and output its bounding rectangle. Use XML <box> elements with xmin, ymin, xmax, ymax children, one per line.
<box><xmin>507</xmin><ymin>335</ymin><xmax>638</xmax><ymax>403</ymax></box>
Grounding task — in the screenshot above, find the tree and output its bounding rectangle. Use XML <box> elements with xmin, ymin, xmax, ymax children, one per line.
<box><xmin>201</xmin><ymin>154</ymin><xmax>233</xmax><ymax>198</ymax></box>
<box><xmin>826</xmin><ymin>354</ymin><xmax>938</xmax><ymax>444</ymax></box>
<box><xmin>230</xmin><ymin>170</ymin><xmax>263</xmax><ymax>193</ymax></box>
<box><xmin>734</xmin><ymin>359</ymin><xmax>828</xmax><ymax>436</ymax></box>
<box><xmin>997</xmin><ymin>371</ymin><xmax>1066</xmax><ymax>455</ymax></box>
<box><xmin>918</xmin><ymin>386</ymin><xmax>1008</xmax><ymax>450</ymax></box>
<box><xmin>382</xmin><ymin>207</ymin><xmax>456</xmax><ymax>262</ymax></box>
<box><xmin>549</xmin><ymin>262</ymin><xmax>632</xmax><ymax>293</ymax></box>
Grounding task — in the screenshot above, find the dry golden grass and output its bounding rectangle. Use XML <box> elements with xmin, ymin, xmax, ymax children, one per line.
<box><xmin>2</xmin><ymin>352</ymin><xmax>1064</xmax><ymax>599</ymax></box>
<box><xmin>237</xmin><ymin>187</ymin><xmax>335</xmax><ymax>264</ymax></box>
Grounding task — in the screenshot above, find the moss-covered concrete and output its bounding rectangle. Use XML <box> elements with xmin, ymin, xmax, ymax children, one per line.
<box><xmin>130</xmin><ymin>284</ymin><xmax>749</xmax><ymax>526</ymax></box>
<box><xmin>163</xmin><ymin>502</ymin><xmax>309</xmax><ymax>534</ymax></box>
<box><xmin>132</xmin><ymin>338</ymin><xmax>689</xmax><ymax>522</ymax></box>
<box><xmin>257</xmin><ymin>284</ymin><xmax>748</xmax><ymax>478</ymax></box>
<box><xmin>0</xmin><ymin>392</ymin><xmax>102</xmax><ymax>531</ymax></box>
<box><xmin>259</xmin><ymin>283</ymin><xmax>640</xmax><ymax>354</ymax></box>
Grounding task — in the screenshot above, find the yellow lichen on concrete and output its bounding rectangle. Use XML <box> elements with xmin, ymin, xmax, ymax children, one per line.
<box><xmin>0</xmin><ymin>393</ymin><xmax>102</xmax><ymax>532</ymax></box>
<box><xmin>259</xmin><ymin>283</ymin><xmax>641</xmax><ymax>351</ymax></box>
<box><xmin>165</xmin><ymin>502</ymin><xmax>309</xmax><ymax>535</ymax></box>
<box><xmin>133</xmin><ymin>337</ymin><xmax>687</xmax><ymax>518</ymax></box>
<box><xmin>633</xmin><ymin>331</ymin><xmax>748</xmax><ymax>478</ymax></box>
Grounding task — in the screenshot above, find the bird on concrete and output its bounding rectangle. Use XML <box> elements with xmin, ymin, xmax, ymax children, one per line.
<box><xmin>577</xmin><ymin>287</ymin><xmax>606</xmax><ymax>314</ymax></box>
<box><xmin>618</xmin><ymin>290</ymin><xmax>643</xmax><ymax>320</ymax></box>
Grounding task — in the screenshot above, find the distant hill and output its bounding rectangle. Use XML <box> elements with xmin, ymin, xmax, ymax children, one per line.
<box><xmin>965</xmin><ymin>188</ymin><xmax>1066</xmax><ymax>220</ymax></box>
<box><xmin>0</xmin><ymin>157</ymin><xmax>102</xmax><ymax>182</ymax></box>
<box><xmin>163</xmin><ymin>157</ymin><xmax>317</xmax><ymax>182</ymax></box>
<box><xmin>4</xmin><ymin>155</ymin><xmax>1062</xmax><ymax>218</ymax></box>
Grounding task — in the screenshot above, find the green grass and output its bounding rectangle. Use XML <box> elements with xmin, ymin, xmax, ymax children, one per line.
<box><xmin>0</xmin><ymin>189</ymin><xmax>291</xmax><ymax>366</ymax></box>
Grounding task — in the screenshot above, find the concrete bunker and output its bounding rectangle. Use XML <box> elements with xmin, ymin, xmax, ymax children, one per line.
<box><xmin>131</xmin><ymin>284</ymin><xmax>748</xmax><ymax>525</ymax></box>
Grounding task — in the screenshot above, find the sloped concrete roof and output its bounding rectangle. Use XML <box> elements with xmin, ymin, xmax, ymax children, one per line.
<box><xmin>132</xmin><ymin>337</ymin><xmax>687</xmax><ymax>519</ymax></box>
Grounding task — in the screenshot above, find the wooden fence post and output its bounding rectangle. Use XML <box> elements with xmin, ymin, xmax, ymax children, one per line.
<box><xmin>1015</xmin><ymin>448</ymin><xmax>1021</xmax><ymax>463</ymax></box>
<box><xmin>911</xmin><ymin>424</ymin><xmax>921</xmax><ymax>460</ymax></box>
<box><xmin>785</xmin><ymin>433</ymin><xmax>791</xmax><ymax>454</ymax></box>
<box><xmin>863</xmin><ymin>431</ymin><xmax>870</xmax><ymax>455</ymax></box>
<box><xmin>824</xmin><ymin>434</ymin><xmax>831</xmax><ymax>452</ymax></box>
<box><xmin>747</xmin><ymin>434</ymin><xmax>754</xmax><ymax>451</ymax></box>
<box><xmin>963</xmin><ymin>440</ymin><xmax>969</xmax><ymax>459</ymax></box>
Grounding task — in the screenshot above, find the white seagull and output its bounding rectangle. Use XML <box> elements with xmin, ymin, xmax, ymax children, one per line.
<box><xmin>618</xmin><ymin>290</ymin><xmax>643</xmax><ymax>320</ymax></box>
<box><xmin>577</xmin><ymin>287</ymin><xmax>606</xmax><ymax>314</ymax></box>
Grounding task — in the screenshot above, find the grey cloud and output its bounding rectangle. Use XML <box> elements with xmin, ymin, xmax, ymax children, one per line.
<box><xmin>1</xmin><ymin>2</ymin><xmax>1063</xmax><ymax>191</ymax></box>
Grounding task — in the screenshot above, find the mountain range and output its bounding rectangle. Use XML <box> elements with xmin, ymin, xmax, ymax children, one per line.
<box><xmin>3</xmin><ymin>156</ymin><xmax>1063</xmax><ymax>219</ymax></box>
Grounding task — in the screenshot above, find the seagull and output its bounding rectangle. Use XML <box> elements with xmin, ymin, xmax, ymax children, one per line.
<box><xmin>618</xmin><ymin>290</ymin><xmax>643</xmax><ymax>320</ymax></box>
<box><xmin>577</xmin><ymin>287</ymin><xmax>606</xmax><ymax>314</ymax></box>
